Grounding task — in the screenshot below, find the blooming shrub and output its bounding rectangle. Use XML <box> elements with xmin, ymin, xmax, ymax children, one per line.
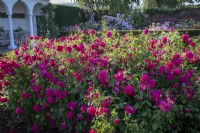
<box><xmin>60</xmin><ymin>22</ymin><xmax>102</xmax><ymax>33</ymax></box>
<box><xmin>149</xmin><ymin>19</ymin><xmax>200</xmax><ymax>30</ymax></box>
<box><xmin>61</xmin><ymin>13</ymin><xmax>134</xmax><ymax>34</ymax></box>
<box><xmin>127</xmin><ymin>10</ymin><xmax>146</xmax><ymax>30</ymax></box>
<box><xmin>102</xmin><ymin>14</ymin><xmax>134</xmax><ymax>30</ymax></box>
<box><xmin>0</xmin><ymin>29</ymin><xmax>200</xmax><ymax>132</ymax></box>
<box><xmin>175</xmin><ymin>19</ymin><xmax>200</xmax><ymax>29</ymax></box>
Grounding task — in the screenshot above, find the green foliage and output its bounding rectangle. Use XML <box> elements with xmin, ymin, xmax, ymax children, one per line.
<box><xmin>75</xmin><ymin>0</ymin><xmax>140</xmax><ymax>15</ymax></box>
<box><xmin>37</xmin><ymin>3</ymin><xmax>59</xmax><ymax>38</ymax></box>
<box><xmin>54</xmin><ymin>5</ymin><xmax>87</xmax><ymax>28</ymax></box>
<box><xmin>91</xmin><ymin>114</ymin><xmax>115</xmax><ymax>133</ymax></box>
<box><xmin>143</xmin><ymin>7</ymin><xmax>200</xmax><ymax>15</ymax></box>
<box><xmin>142</xmin><ymin>0</ymin><xmax>157</xmax><ymax>10</ymax></box>
<box><xmin>128</xmin><ymin>10</ymin><xmax>146</xmax><ymax>29</ymax></box>
<box><xmin>59</xmin><ymin>29</ymin><xmax>200</xmax><ymax>37</ymax></box>
<box><xmin>76</xmin><ymin>0</ymin><xmax>200</xmax><ymax>13</ymax></box>
<box><xmin>117</xmin><ymin>29</ymin><xmax>200</xmax><ymax>37</ymax></box>
<box><xmin>143</xmin><ymin>7</ymin><xmax>179</xmax><ymax>15</ymax></box>
<box><xmin>142</xmin><ymin>0</ymin><xmax>200</xmax><ymax>10</ymax></box>
<box><xmin>1</xmin><ymin>29</ymin><xmax>200</xmax><ymax>132</ymax></box>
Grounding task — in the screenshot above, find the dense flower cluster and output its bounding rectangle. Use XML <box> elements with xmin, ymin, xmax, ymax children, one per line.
<box><xmin>0</xmin><ymin>29</ymin><xmax>200</xmax><ymax>132</ymax></box>
<box><xmin>149</xmin><ymin>18</ymin><xmax>200</xmax><ymax>31</ymax></box>
<box><xmin>102</xmin><ymin>14</ymin><xmax>134</xmax><ymax>30</ymax></box>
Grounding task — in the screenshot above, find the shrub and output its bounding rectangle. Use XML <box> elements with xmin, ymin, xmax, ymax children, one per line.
<box><xmin>59</xmin><ymin>29</ymin><xmax>200</xmax><ymax>38</ymax></box>
<box><xmin>174</xmin><ymin>19</ymin><xmax>200</xmax><ymax>29</ymax></box>
<box><xmin>128</xmin><ymin>10</ymin><xmax>146</xmax><ymax>30</ymax></box>
<box><xmin>54</xmin><ymin>5</ymin><xmax>87</xmax><ymax>28</ymax></box>
<box><xmin>37</xmin><ymin>3</ymin><xmax>58</xmax><ymax>38</ymax></box>
<box><xmin>0</xmin><ymin>29</ymin><xmax>200</xmax><ymax>132</ymax></box>
<box><xmin>101</xmin><ymin>14</ymin><xmax>134</xmax><ymax>30</ymax></box>
<box><xmin>116</xmin><ymin>29</ymin><xmax>200</xmax><ymax>37</ymax></box>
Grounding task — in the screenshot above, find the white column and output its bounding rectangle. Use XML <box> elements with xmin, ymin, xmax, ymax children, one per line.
<box><xmin>33</xmin><ymin>15</ymin><xmax>37</xmax><ymax>35</ymax></box>
<box><xmin>29</xmin><ymin>14</ymin><xmax>34</xmax><ymax>36</ymax></box>
<box><xmin>8</xmin><ymin>14</ymin><xmax>17</xmax><ymax>49</ymax></box>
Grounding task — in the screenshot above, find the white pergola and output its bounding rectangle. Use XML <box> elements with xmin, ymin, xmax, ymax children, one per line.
<box><xmin>0</xmin><ymin>0</ymin><xmax>49</xmax><ymax>49</ymax></box>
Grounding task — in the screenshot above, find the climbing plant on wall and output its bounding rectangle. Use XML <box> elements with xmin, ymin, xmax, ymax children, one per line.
<box><xmin>37</xmin><ymin>3</ymin><xmax>58</xmax><ymax>38</ymax></box>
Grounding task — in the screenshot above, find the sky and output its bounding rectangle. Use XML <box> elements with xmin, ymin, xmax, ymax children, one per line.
<box><xmin>50</xmin><ymin>0</ymin><xmax>74</xmax><ymax>4</ymax></box>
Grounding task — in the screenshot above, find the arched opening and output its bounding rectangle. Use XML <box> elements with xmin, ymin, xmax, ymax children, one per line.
<box><xmin>12</xmin><ymin>1</ymin><xmax>29</xmax><ymax>42</ymax></box>
<box><xmin>12</xmin><ymin>1</ymin><xmax>29</xmax><ymax>32</ymax></box>
<box><xmin>0</xmin><ymin>1</ymin><xmax>9</xmax><ymax>46</ymax></box>
<box><xmin>33</xmin><ymin>3</ymin><xmax>44</xmax><ymax>35</ymax></box>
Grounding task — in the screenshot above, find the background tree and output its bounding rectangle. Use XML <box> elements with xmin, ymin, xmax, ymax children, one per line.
<box><xmin>75</xmin><ymin>0</ymin><xmax>200</xmax><ymax>13</ymax></box>
<box><xmin>75</xmin><ymin>0</ymin><xmax>141</xmax><ymax>15</ymax></box>
<box><xmin>143</xmin><ymin>0</ymin><xmax>200</xmax><ymax>9</ymax></box>
<box><xmin>38</xmin><ymin>3</ymin><xmax>58</xmax><ymax>38</ymax></box>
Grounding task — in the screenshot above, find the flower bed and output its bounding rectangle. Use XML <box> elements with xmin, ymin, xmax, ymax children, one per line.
<box><xmin>0</xmin><ymin>29</ymin><xmax>200</xmax><ymax>132</ymax></box>
<box><xmin>59</xmin><ymin>29</ymin><xmax>200</xmax><ymax>38</ymax></box>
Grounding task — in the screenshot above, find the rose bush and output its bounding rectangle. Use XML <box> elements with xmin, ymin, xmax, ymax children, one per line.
<box><xmin>0</xmin><ymin>29</ymin><xmax>200</xmax><ymax>132</ymax></box>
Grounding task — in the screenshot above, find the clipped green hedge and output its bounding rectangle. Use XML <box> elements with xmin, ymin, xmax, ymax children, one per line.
<box><xmin>59</xmin><ymin>29</ymin><xmax>200</xmax><ymax>37</ymax></box>
<box><xmin>144</xmin><ymin>7</ymin><xmax>200</xmax><ymax>15</ymax></box>
<box><xmin>144</xmin><ymin>8</ymin><xmax>179</xmax><ymax>15</ymax></box>
<box><xmin>117</xmin><ymin>29</ymin><xmax>200</xmax><ymax>36</ymax></box>
<box><xmin>178</xmin><ymin>29</ymin><xmax>200</xmax><ymax>37</ymax></box>
<box><xmin>54</xmin><ymin>5</ymin><xmax>87</xmax><ymax>28</ymax></box>
<box><xmin>59</xmin><ymin>31</ymin><xmax>72</xmax><ymax>37</ymax></box>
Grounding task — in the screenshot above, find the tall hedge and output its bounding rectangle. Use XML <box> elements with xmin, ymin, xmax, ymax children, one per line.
<box><xmin>54</xmin><ymin>5</ymin><xmax>87</xmax><ymax>28</ymax></box>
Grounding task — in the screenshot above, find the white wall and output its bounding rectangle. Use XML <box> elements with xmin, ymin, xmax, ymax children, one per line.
<box><xmin>0</xmin><ymin>18</ymin><xmax>9</xmax><ymax>30</ymax></box>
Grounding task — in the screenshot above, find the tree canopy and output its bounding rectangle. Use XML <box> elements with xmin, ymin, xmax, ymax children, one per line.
<box><xmin>75</xmin><ymin>0</ymin><xmax>140</xmax><ymax>15</ymax></box>
<box><xmin>156</xmin><ymin>0</ymin><xmax>200</xmax><ymax>8</ymax></box>
<box><xmin>75</xmin><ymin>0</ymin><xmax>200</xmax><ymax>15</ymax></box>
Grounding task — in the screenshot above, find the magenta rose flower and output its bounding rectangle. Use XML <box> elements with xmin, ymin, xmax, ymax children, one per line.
<box><xmin>33</xmin><ymin>104</ymin><xmax>41</xmax><ymax>112</ymax></box>
<box><xmin>159</xmin><ymin>100</ymin><xmax>172</xmax><ymax>113</ymax></box>
<box><xmin>114</xmin><ymin>71</ymin><xmax>124</xmax><ymax>81</ymax></box>
<box><xmin>67</xmin><ymin>101</ymin><xmax>77</xmax><ymax>110</ymax></box>
<box><xmin>161</xmin><ymin>36</ymin><xmax>168</xmax><ymax>43</ymax></box>
<box><xmin>182</xmin><ymin>34</ymin><xmax>190</xmax><ymax>43</ymax></box>
<box><xmin>150</xmin><ymin>90</ymin><xmax>162</xmax><ymax>104</ymax></box>
<box><xmin>16</xmin><ymin>107</ymin><xmax>24</xmax><ymax>115</ymax></box>
<box><xmin>60</xmin><ymin>122</ymin><xmax>67</xmax><ymax>129</ymax></box>
<box><xmin>124</xmin><ymin>85</ymin><xmax>134</xmax><ymax>95</ymax></box>
<box><xmin>87</xmin><ymin>106</ymin><xmax>96</xmax><ymax>117</ymax></box>
<box><xmin>185</xmin><ymin>51</ymin><xmax>194</xmax><ymax>59</ymax></box>
<box><xmin>21</xmin><ymin>92</ymin><xmax>30</xmax><ymax>99</ymax></box>
<box><xmin>32</xmin><ymin>123</ymin><xmax>39</xmax><ymax>132</ymax></box>
<box><xmin>99</xmin><ymin>70</ymin><xmax>108</xmax><ymax>86</ymax></box>
<box><xmin>106</xmin><ymin>31</ymin><xmax>112</xmax><ymax>38</ymax></box>
<box><xmin>125</xmin><ymin>105</ymin><xmax>136</xmax><ymax>115</ymax></box>
<box><xmin>56</xmin><ymin>45</ymin><xmax>64</xmax><ymax>52</ymax></box>
<box><xmin>143</xmin><ymin>29</ymin><xmax>149</xmax><ymax>34</ymax></box>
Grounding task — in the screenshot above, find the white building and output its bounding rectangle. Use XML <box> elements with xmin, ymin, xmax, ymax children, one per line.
<box><xmin>0</xmin><ymin>0</ymin><xmax>49</xmax><ymax>49</ymax></box>
<box><xmin>53</xmin><ymin>2</ymin><xmax>78</xmax><ymax>7</ymax></box>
